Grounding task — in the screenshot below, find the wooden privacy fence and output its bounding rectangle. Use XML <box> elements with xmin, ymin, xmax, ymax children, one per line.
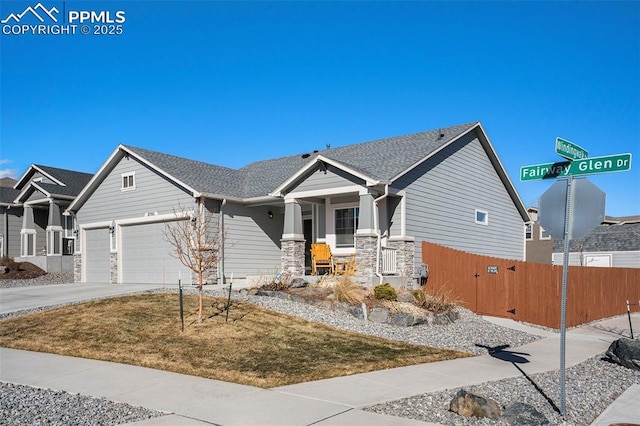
<box><xmin>422</xmin><ymin>241</ymin><xmax>640</xmax><ymax>328</ymax></box>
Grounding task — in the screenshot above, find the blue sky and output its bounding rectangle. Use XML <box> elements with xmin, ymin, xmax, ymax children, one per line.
<box><xmin>1</xmin><ymin>1</ymin><xmax>638</xmax><ymax>217</ymax></box>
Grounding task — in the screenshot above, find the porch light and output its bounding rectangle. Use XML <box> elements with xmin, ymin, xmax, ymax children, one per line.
<box><xmin>268</xmin><ymin>210</ymin><xmax>274</xmax><ymax>219</ymax></box>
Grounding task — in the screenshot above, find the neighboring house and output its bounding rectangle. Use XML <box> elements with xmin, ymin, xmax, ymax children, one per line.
<box><xmin>0</xmin><ymin>178</ymin><xmax>21</xmax><ymax>258</ymax></box>
<box><xmin>67</xmin><ymin>121</ymin><xmax>530</xmax><ymax>286</ymax></box>
<box><xmin>552</xmin><ymin>216</ymin><xmax>640</xmax><ymax>268</ymax></box>
<box><xmin>1</xmin><ymin>165</ymin><xmax>92</xmax><ymax>273</ymax></box>
<box><xmin>525</xmin><ymin>207</ymin><xmax>553</xmax><ymax>264</ymax></box>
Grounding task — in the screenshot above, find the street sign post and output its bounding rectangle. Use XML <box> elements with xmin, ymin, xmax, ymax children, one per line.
<box><xmin>555</xmin><ymin>137</ymin><xmax>588</xmax><ymax>161</ymax></box>
<box><xmin>521</xmin><ymin>138</ymin><xmax>632</xmax><ymax>420</ymax></box>
<box><xmin>520</xmin><ymin>153</ymin><xmax>632</xmax><ymax>181</ymax></box>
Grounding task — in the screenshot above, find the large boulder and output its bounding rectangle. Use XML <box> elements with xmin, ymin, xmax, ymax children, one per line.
<box><xmin>501</xmin><ymin>402</ymin><xmax>549</xmax><ymax>425</ymax></box>
<box><xmin>368</xmin><ymin>307</ymin><xmax>390</xmax><ymax>324</ymax></box>
<box><xmin>449</xmin><ymin>390</ymin><xmax>502</xmax><ymax>420</ymax></box>
<box><xmin>605</xmin><ymin>338</ymin><xmax>640</xmax><ymax>370</ymax></box>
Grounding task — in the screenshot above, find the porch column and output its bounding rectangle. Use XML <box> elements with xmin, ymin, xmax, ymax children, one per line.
<box><xmin>355</xmin><ymin>191</ymin><xmax>378</xmax><ymax>284</ymax></box>
<box><xmin>20</xmin><ymin>206</ymin><xmax>36</xmax><ymax>257</ymax></box>
<box><xmin>281</xmin><ymin>198</ymin><xmax>305</xmax><ymax>275</ymax></box>
<box><xmin>46</xmin><ymin>200</ymin><xmax>63</xmax><ymax>256</ymax></box>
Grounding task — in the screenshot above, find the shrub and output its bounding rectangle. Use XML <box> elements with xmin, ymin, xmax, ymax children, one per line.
<box><xmin>333</xmin><ymin>274</ymin><xmax>365</xmax><ymax>305</ymax></box>
<box><xmin>374</xmin><ymin>283</ymin><xmax>397</xmax><ymax>301</ymax></box>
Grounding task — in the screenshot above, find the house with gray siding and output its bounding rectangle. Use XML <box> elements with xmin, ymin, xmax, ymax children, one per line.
<box><xmin>67</xmin><ymin>122</ymin><xmax>530</xmax><ymax>286</ymax></box>
<box><xmin>552</xmin><ymin>217</ymin><xmax>640</xmax><ymax>268</ymax></box>
<box><xmin>1</xmin><ymin>165</ymin><xmax>92</xmax><ymax>273</ymax></box>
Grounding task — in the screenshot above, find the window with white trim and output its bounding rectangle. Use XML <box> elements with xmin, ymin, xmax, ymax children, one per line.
<box><xmin>121</xmin><ymin>172</ymin><xmax>135</xmax><ymax>190</ymax></box>
<box><xmin>47</xmin><ymin>230</ymin><xmax>62</xmax><ymax>255</ymax></box>
<box><xmin>335</xmin><ymin>207</ymin><xmax>359</xmax><ymax>247</ymax></box>
<box><xmin>525</xmin><ymin>224</ymin><xmax>533</xmax><ymax>240</ymax></box>
<box><xmin>64</xmin><ymin>216</ymin><xmax>75</xmax><ymax>238</ymax></box>
<box><xmin>475</xmin><ymin>209</ymin><xmax>488</xmax><ymax>225</ymax></box>
<box><xmin>21</xmin><ymin>233</ymin><xmax>36</xmax><ymax>256</ymax></box>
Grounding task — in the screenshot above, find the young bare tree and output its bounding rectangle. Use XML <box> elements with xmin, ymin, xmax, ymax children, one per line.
<box><xmin>164</xmin><ymin>202</ymin><xmax>223</xmax><ymax>323</ymax></box>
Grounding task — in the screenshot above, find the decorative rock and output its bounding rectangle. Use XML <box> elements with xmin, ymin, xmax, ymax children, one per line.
<box><xmin>449</xmin><ymin>389</ymin><xmax>502</xmax><ymax>420</ymax></box>
<box><xmin>605</xmin><ymin>338</ymin><xmax>640</xmax><ymax>370</ymax></box>
<box><xmin>347</xmin><ymin>305</ymin><xmax>365</xmax><ymax>320</ymax></box>
<box><xmin>433</xmin><ymin>310</ymin><xmax>459</xmax><ymax>325</ymax></box>
<box><xmin>368</xmin><ymin>307</ymin><xmax>390</xmax><ymax>324</ymax></box>
<box><xmin>502</xmin><ymin>402</ymin><xmax>549</xmax><ymax>425</ymax></box>
<box><xmin>396</xmin><ymin>291</ymin><xmax>415</xmax><ymax>303</ymax></box>
<box><xmin>290</xmin><ymin>278</ymin><xmax>308</xmax><ymax>288</ymax></box>
<box><xmin>392</xmin><ymin>312</ymin><xmax>416</xmax><ymax>327</ymax></box>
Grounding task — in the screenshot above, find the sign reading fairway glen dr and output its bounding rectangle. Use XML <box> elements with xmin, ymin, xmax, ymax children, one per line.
<box><xmin>555</xmin><ymin>137</ymin><xmax>588</xmax><ymax>161</ymax></box>
<box><xmin>520</xmin><ymin>153</ymin><xmax>632</xmax><ymax>181</ymax></box>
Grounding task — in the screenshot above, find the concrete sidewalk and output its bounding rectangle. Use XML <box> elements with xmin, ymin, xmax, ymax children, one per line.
<box><xmin>1</xmin><ymin>283</ymin><xmax>639</xmax><ymax>425</ymax></box>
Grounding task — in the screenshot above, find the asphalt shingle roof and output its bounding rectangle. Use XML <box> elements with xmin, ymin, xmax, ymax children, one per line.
<box><xmin>0</xmin><ymin>187</ymin><xmax>21</xmax><ymax>204</ymax></box>
<box><xmin>553</xmin><ymin>222</ymin><xmax>640</xmax><ymax>252</ymax></box>
<box><xmin>123</xmin><ymin>122</ymin><xmax>478</xmax><ymax>200</ymax></box>
<box><xmin>33</xmin><ymin>165</ymin><xmax>93</xmax><ymax>194</ymax></box>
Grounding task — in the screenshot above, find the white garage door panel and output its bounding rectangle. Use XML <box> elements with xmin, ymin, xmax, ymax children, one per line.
<box><xmin>85</xmin><ymin>228</ymin><xmax>110</xmax><ymax>283</ymax></box>
<box><xmin>121</xmin><ymin>221</ymin><xmax>191</xmax><ymax>285</ymax></box>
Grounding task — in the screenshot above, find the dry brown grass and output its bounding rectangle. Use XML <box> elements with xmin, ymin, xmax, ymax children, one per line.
<box><xmin>332</xmin><ymin>274</ymin><xmax>367</xmax><ymax>305</ymax></box>
<box><xmin>0</xmin><ymin>293</ymin><xmax>469</xmax><ymax>388</ymax></box>
<box><xmin>418</xmin><ymin>283</ymin><xmax>460</xmax><ymax>314</ymax></box>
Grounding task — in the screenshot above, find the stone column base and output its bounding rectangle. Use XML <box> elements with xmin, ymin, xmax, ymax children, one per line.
<box><xmin>281</xmin><ymin>238</ymin><xmax>305</xmax><ymax>276</ymax></box>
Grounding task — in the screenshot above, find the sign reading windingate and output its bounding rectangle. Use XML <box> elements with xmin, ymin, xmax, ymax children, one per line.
<box><xmin>1</xmin><ymin>2</ymin><xmax>126</xmax><ymax>36</ymax></box>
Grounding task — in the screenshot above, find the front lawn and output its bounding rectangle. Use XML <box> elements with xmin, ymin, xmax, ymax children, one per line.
<box><xmin>0</xmin><ymin>293</ymin><xmax>469</xmax><ymax>388</ymax></box>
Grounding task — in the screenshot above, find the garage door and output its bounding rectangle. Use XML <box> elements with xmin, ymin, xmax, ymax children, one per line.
<box><xmin>121</xmin><ymin>221</ymin><xmax>192</xmax><ymax>285</ymax></box>
<box><xmin>84</xmin><ymin>228</ymin><xmax>111</xmax><ymax>283</ymax></box>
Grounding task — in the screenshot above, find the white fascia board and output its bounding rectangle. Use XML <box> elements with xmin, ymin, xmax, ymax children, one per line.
<box><xmin>67</xmin><ymin>145</ymin><xmax>125</xmax><ymax>213</ymax></box>
<box><xmin>270</xmin><ymin>155</ymin><xmax>379</xmax><ymax>197</ymax></box>
<box><xmin>475</xmin><ymin>122</ymin><xmax>531</xmax><ymax>223</ymax></box>
<box><xmin>123</xmin><ymin>146</ymin><xmax>201</xmax><ymax>198</ymax></box>
<box><xmin>283</xmin><ymin>185</ymin><xmax>365</xmax><ymax>202</ymax></box>
<box><xmin>14</xmin><ymin>165</ymin><xmax>66</xmax><ymax>189</ymax></box>
<box><xmin>67</xmin><ymin>145</ymin><xmax>201</xmax><ymax>214</ymax></box>
<box><xmin>14</xmin><ymin>182</ymin><xmax>52</xmax><ymax>203</ymax></box>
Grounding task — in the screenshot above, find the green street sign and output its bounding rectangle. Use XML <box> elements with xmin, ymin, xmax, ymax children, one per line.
<box><xmin>520</xmin><ymin>153</ymin><xmax>632</xmax><ymax>181</ymax></box>
<box><xmin>555</xmin><ymin>137</ymin><xmax>589</xmax><ymax>161</ymax></box>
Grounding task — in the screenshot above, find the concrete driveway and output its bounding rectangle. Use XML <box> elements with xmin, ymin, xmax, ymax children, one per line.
<box><xmin>0</xmin><ymin>283</ymin><xmax>164</xmax><ymax>316</ymax></box>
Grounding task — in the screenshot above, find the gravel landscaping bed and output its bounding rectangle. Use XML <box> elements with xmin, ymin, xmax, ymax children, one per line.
<box><xmin>0</xmin><ymin>273</ymin><xmax>74</xmax><ymax>288</ymax></box>
<box><xmin>0</xmin><ymin>382</ymin><xmax>166</xmax><ymax>426</ymax></box>
<box><xmin>365</xmin><ymin>354</ymin><xmax>639</xmax><ymax>425</ymax></box>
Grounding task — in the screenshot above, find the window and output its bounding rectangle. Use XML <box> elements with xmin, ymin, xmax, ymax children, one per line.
<box><xmin>540</xmin><ymin>227</ymin><xmax>551</xmax><ymax>240</ymax></box>
<box><xmin>21</xmin><ymin>233</ymin><xmax>36</xmax><ymax>256</ymax></box>
<box><xmin>525</xmin><ymin>224</ymin><xmax>533</xmax><ymax>240</ymax></box>
<box><xmin>475</xmin><ymin>209</ymin><xmax>488</xmax><ymax>225</ymax></box>
<box><xmin>121</xmin><ymin>172</ymin><xmax>135</xmax><ymax>190</ymax></box>
<box><xmin>335</xmin><ymin>207</ymin><xmax>359</xmax><ymax>247</ymax></box>
<box><xmin>64</xmin><ymin>216</ymin><xmax>75</xmax><ymax>238</ymax></box>
<box><xmin>47</xmin><ymin>230</ymin><xmax>62</xmax><ymax>255</ymax></box>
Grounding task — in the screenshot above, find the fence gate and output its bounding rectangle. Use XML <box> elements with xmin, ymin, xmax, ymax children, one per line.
<box><xmin>475</xmin><ymin>262</ymin><xmax>516</xmax><ymax>318</ymax></box>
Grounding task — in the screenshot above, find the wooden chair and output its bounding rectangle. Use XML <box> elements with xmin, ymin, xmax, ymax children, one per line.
<box><xmin>335</xmin><ymin>254</ymin><xmax>356</xmax><ymax>275</ymax></box>
<box><xmin>311</xmin><ymin>243</ymin><xmax>334</xmax><ymax>275</ymax></box>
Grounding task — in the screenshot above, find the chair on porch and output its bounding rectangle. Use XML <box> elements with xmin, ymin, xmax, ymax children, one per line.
<box><xmin>311</xmin><ymin>243</ymin><xmax>334</xmax><ymax>275</ymax></box>
<box><xmin>335</xmin><ymin>254</ymin><xmax>356</xmax><ymax>275</ymax></box>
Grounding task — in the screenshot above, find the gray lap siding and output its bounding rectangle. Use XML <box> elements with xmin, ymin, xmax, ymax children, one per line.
<box><xmin>394</xmin><ymin>133</ymin><xmax>524</xmax><ymax>264</ymax></box>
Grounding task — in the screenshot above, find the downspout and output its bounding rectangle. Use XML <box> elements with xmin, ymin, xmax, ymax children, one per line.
<box><xmin>373</xmin><ymin>185</ymin><xmax>389</xmax><ymax>285</ymax></box>
<box><xmin>219</xmin><ymin>199</ymin><xmax>226</xmax><ymax>284</ymax></box>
